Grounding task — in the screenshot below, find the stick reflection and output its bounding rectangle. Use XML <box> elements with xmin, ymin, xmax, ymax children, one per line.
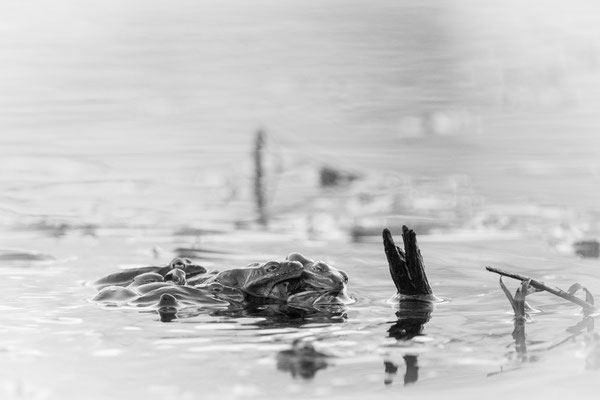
<box><xmin>385</xmin><ymin>299</ymin><xmax>434</xmax><ymax>386</ymax></box>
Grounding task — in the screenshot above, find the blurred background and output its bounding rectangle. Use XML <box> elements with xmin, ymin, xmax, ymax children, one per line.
<box><xmin>1</xmin><ymin>0</ymin><xmax>600</xmax><ymax>247</ymax></box>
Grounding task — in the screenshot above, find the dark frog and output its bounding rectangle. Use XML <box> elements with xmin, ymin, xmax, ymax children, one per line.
<box><xmin>285</xmin><ymin>253</ymin><xmax>354</xmax><ymax>308</ymax></box>
<box><xmin>202</xmin><ymin>260</ymin><xmax>304</xmax><ymax>300</ymax></box>
<box><xmin>286</xmin><ymin>253</ymin><xmax>348</xmax><ymax>292</ymax></box>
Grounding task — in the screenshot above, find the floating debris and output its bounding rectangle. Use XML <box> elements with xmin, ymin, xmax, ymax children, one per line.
<box><xmin>574</xmin><ymin>240</ymin><xmax>600</xmax><ymax>258</ymax></box>
<box><xmin>319</xmin><ymin>166</ymin><xmax>360</xmax><ymax>188</ymax></box>
<box><xmin>173</xmin><ymin>247</ymin><xmax>232</xmax><ymax>260</ymax></box>
<box><xmin>276</xmin><ymin>339</ymin><xmax>331</xmax><ymax>379</ymax></box>
<box><xmin>172</xmin><ymin>227</ymin><xmax>228</xmax><ymax>237</ymax></box>
<box><xmin>0</xmin><ymin>249</ymin><xmax>55</xmax><ymax>262</ymax></box>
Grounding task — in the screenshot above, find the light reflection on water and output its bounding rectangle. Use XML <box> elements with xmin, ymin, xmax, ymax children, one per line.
<box><xmin>1</xmin><ymin>0</ymin><xmax>600</xmax><ymax>399</ymax></box>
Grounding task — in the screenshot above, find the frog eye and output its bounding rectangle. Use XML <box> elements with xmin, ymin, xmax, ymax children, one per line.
<box><xmin>264</xmin><ymin>262</ymin><xmax>280</xmax><ymax>273</ymax></box>
<box><xmin>209</xmin><ymin>283</ymin><xmax>223</xmax><ymax>293</ymax></box>
<box><xmin>340</xmin><ymin>271</ymin><xmax>349</xmax><ymax>283</ymax></box>
<box><xmin>311</xmin><ymin>262</ymin><xmax>325</xmax><ymax>272</ymax></box>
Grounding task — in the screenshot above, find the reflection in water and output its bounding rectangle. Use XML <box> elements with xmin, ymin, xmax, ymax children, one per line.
<box><xmin>512</xmin><ymin>317</ymin><xmax>527</xmax><ymax>361</ymax></box>
<box><xmin>211</xmin><ymin>304</ymin><xmax>347</xmax><ymax>327</ymax></box>
<box><xmin>385</xmin><ymin>299</ymin><xmax>434</xmax><ymax>386</ymax></box>
<box><xmin>276</xmin><ymin>340</ymin><xmax>330</xmax><ymax>380</ymax></box>
<box><xmin>568</xmin><ymin>316</ymin><xmax>595</xmax><ymax>335</ymax></box>
<box><xmin>584</xmin><ymin>333</ymin><xmax>600</xmax><ymax>370</ymax></box>
<box><xmin>506</xmin><ymin>313</ymin><xmax>596</xmax><ymax>370</ymax></box>
<box><xmin>509</xmin><ymin>280</ymin><xmax>530</xmax><ymax>361</ymax></box>
<box><xmin>492</xmin><ymin>278</ymin><xmax>597</xmax><ymax>375</ymax></box>
<box><xmin>388</xmin><ymin>301</ymin><xmax>433</xmax><ymax>340</ymax></box>
<box><xmin>403</xmin><ymin>355</ymin><xmax>419</xmax><ymax>385</ymax></box>
<box><xmin>153</xmin><ymin>299</ymin><xmax>349</xmax><ymax>326</ymax></box>
<box><xmin>383</xmin><ymin>361</ymin><xmax>398</xmax><ymax>385</ymax></box>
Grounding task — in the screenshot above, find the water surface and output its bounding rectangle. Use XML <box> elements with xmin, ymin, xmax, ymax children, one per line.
<box><xmin>1</xmin><ymin>1</ymin><xmax>600</xmax><ymax>399</ymax></box>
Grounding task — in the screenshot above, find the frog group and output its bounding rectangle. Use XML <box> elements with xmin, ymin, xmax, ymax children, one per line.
<box><xmin>92</xmin><ymin>254</ymin><xmax>353</xmax><ymax>315</ymax></box>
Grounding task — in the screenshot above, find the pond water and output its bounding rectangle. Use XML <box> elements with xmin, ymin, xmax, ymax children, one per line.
<box><xmin>2</xmin><ymin>0</ymin><xmax>600</xmax><ymax>399</ymax></box>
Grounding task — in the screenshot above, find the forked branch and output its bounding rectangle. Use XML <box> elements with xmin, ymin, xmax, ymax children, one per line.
<box><xmin>383</xmin><ymin>226</ymin><xmax>433</xmax><ymax>296</ymax></box>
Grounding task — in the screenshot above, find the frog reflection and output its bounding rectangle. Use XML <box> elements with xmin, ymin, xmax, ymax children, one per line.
<box><xmin>276</xmin><ymin>339</ymin><xmax>330</xmax><ymax>380</ymax></box>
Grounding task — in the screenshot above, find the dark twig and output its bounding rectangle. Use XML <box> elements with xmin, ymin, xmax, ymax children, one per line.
<box><xmin>486</xmin><ymin>266</ymin><xmax>597</xmax><ymax>313</ymax></box>
<box><xmin>512</xmin><ymin>279</ymin><xmax>531</xmax><ymax>357</ymax></box>
<box><xmin>253</xmin><ymin>129</ymin><xmax>268</xmax><ymax>226</ymax></box>
<box><xmin>382</xmin><ymin>228</ymin><xmax>407</xmax><ymax>294</ymax></box>
<box><xmin>383</xmin><ymin>226</ymin><xmax>433</xmax><ymax>296</ymax></box>
<box><xmin>383</xmin><ymin>226</ymin><xmax>434</xmax><ymax>387</ymax></box>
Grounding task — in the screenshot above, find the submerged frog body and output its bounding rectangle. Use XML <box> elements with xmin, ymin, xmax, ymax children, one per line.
<box><xmin>93</xmin><ymin>257</ymin><xmax>207</xmax><ymax>289</ymax></box>
<box><xmin>94</xmin><ymin>266</ymin><xmax>169</xmax><ymax>289</ymax></box>
<box><xmin>164</xmin><ymin>268</ymin><xmax>187</xmax><ymax>285</ymax></box>
<box><xmin>134</xmin><ymin>282</ymin><xmax>174</xmax><ymax>295</ymax></box>
<box><xmin>203</xmin><ymin>260</ymin><xmax>304</xmax><ymax>299</ymax></box>
<box><xmin>286</xmin><ymin>253</ymin><xmax>348</xmax><ymax>292</ymax></box>
<box><xmin>287</xmin><ymin>289</ymin><xmax>353</xmax><ymax>308</ymax></box>
<box><xmin>284</xmin><ymin>253</ymin><xmax>354</xmax><ymax>308</ymax></box>
<box><xmin>187</xmin><ymin>270</ymin><xmax>219</xmax><ymax>286</ymax></box>
<box><xmin>93</xmin><ymin>286</ymin><xmax>139</xmax><ymax>306</ymax></box>
<box><xmin>156</xmin><ymin>293</ymin><xmax>180</xmax><ymax>322</ymax></box>
<box><xmin>263</xmin><ymin>279</ymin><xmax>301</xmax><ymax>302</ymax></box>
<box><xmin>128</xmin><ymin>272</ymin><xmax>164</xmax><ymax>288</ymax></box>
<box><xmin>193</xmin><ymin>282</ymin><xmax>246</xmax><ymax>303</ymax></box>
<box><xmin>131</xmin><ymin>285</ymin><xmax>229</xmax><ymax>307</ymax></box>
<box><xmin>166</xmin><ymin>257</ymin><xmax>207</xmax><ymax>279</ymax></box>
<box><xmin>237</xmin><ymin>254</ymin><xmax>353</xmax><ymax>308</ymax></box>
<box><xmin>130</xmin><ymin>269</ymin><xmax>189</xmax><ymax>295</ymax></box>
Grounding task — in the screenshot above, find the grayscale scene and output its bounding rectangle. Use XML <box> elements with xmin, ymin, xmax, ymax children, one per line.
<box><xmin>2</xmin><ymin>1</ymin><xmax>600</xmax><ymax>399</ymax></box>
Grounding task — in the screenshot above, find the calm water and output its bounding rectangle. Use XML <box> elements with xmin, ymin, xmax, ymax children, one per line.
<box><xmin>1</xmin><ymin>0</ymin><xmax>600</xmax><ymax>399</ymax></box>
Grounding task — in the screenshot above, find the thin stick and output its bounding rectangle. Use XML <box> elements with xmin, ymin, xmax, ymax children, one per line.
<box><xmin>253</xmin><ymin>129</ymin><xmax>268</xmax><ymax>226</ymax></box>
<box><xmin>486</xmin><ymin>266</ymin><xmax>597</xmax><ymax>312</ymax></box>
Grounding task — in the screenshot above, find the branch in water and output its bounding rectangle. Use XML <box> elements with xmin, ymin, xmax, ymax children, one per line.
<box><xmin>486</xmin><ymin>266</ymin><xmax>597</xmax><ymax>313</ymax></box>
<box><xmin>382</xmin><ymin>226</ymin><xmax>433</xmax><ymax>296</ymax></box>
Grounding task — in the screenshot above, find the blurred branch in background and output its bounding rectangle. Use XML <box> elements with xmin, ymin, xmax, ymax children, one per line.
<box><xmin>253</xmin><ymin>129</ymin><xmax>268</xmax><ymax>227</ymax></box>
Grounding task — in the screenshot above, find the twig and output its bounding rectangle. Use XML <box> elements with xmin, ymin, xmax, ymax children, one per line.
<box><xmin>383</xmin><ymin>226</ymin><xmax>433</xmax><ymax>296</ymax></box>
<box><xmin>253</xmin><ymin>129</ymin><xmax>268</xmax><ymax>226</ymax></box>
<box><xmin>486</xmin><ymin>266</ymin><xmax>597</xmax><ymax>313</ymax></box>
